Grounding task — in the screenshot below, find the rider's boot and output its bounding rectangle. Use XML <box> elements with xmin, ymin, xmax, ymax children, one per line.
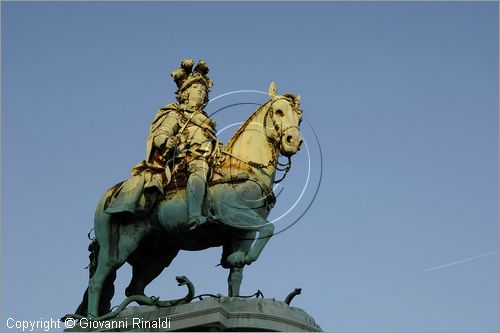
<box><xmin>187</xmin><ymin>160</ymin><xmax>209</xmax><ymax>231</ymax></box>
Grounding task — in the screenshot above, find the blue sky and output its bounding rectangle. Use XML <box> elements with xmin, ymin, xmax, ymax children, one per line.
<box><xmin>2</xmin><ymin>2</ymin><xmax>498</xmax><ymax>332</ymax></box>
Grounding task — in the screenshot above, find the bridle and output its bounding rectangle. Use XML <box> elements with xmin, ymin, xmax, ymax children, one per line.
<box><xmin>263</xmin><ymin>97</ymin><xmax>301</xmax><ymax>144</ymax></box>
<box><xmin>222</xmin><ymin>97</ymin><xmax>301</xmax><ymax>184</ymax></box>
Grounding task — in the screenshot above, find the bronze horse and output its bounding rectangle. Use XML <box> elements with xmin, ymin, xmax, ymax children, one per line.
<box><xmin>75</xmin><ymin>83</ymin><xmax>303</xmax><ymax>318</ymax></box>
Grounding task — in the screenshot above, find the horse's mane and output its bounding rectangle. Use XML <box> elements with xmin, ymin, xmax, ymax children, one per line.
<box><xmin>224</xmin><ymin>94</ymin><xmax>300</xmax><ymax>150</ymax></box>
<box><xmin>224</xmin><ymin>100</ymin><xmax>270</xmax><ymax>150</ymax></box>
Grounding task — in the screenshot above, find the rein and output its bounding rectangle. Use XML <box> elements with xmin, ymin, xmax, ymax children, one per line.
<box><xmin>274</xmin><ymin>156</ymin><xmax>292</xmax><ymax>184</ymax></box>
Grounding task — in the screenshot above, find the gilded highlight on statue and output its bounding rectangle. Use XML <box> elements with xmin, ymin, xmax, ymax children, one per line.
<box><xmin>68</xmin><ymin>59</ymin><xmax>304</xmax><ymax>320</ymax></box>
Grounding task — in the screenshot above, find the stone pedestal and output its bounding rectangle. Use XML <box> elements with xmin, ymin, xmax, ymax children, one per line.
<box><xmin>66</xmin><ymin>297</ymin><xmax>321</xmax><ymax>332</ymax></box>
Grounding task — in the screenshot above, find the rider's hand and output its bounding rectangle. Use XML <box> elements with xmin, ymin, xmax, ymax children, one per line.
<box><xmin>165</xmin><ymin>137</ymin><xmax>177</xmax><ymax>150</ymax></box>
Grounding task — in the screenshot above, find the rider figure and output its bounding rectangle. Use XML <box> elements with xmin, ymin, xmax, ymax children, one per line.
<box><xmin>105</xmin><ymin>59</ymin><xmax>217</xmax><ymax>231</ymax></box>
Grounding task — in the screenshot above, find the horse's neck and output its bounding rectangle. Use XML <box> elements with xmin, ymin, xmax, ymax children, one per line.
<box><xmin>220</xmin><ymin>107</ymin><xmax>277</xmax><ymax>188</ymax></box>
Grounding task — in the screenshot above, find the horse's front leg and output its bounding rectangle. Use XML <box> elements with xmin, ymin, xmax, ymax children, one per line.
<box><xmin>245</xmin><ymin>222</ymin><xmax>275</xmax><ymax>265</ymax></box>
<box><xmin>228</xmin><ymin>266</ymin><xmax>244</xmax><ymax>297</ymax></box>
<box><xmin>223</xmin><ymin>222</ymin><xmax>274</xmax><ymax>297</ymax></box>
<box><xmin>222</xmin><ymin>242</ymin><xmax>252</xmax><ymax>297</ymax></box>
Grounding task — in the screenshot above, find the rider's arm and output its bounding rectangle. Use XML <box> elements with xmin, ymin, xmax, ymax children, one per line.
<box><xmin>153</xmin><ymin>111</ymin><xmax>180</xmax><ymax>150</ymax></box>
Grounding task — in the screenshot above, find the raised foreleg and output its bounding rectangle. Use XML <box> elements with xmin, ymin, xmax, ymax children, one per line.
<box><xmin>245</xmin><ymin>222</ymin><xmax>274</xmax><ymax>265</ymax></box>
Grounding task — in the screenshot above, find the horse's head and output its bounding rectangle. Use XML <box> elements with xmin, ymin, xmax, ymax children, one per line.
<box><xmin>265</xmin><ymin>82</ymin><xmax>303</xmax><ymax>157</ymax></box>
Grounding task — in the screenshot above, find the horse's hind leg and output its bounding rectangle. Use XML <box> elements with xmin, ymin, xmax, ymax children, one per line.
<box><xmin>88</xmin><ymin>211</ymin><xmax>151</xmax><ymax>318</ymax></box>
<box><xmin>126</xmin><ymin>241</ymin><xmax>179</xmax><ymax>301</ymax></box>
<box><xmin>75</xmin><ymin>239</ymin><xmax>116</xmax><ymax>317</ymax></box>
<box><xmin>75</xmin><ymin>270</ymin><xmax>116</xmax><ymax>317</ymax></box>
<box><xmin>88</xmin><ymin>245</ymin><xmax>116</xmax><ymax>318</ymax></box>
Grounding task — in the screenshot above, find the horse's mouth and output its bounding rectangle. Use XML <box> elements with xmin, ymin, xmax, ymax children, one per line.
<box><xmin>281</xmin><ymin>149</ymin><xmax>297</xmax><ymax>157</ymax></box>
<box><xmin>280</xmin><ymin>141</ymin><xmax>301</xmax><ymax>157</ymax></box>
<box><xmin>280</xmin><ymin>128</ymin><xmax>302</xmax><ymax>156</ymax></box>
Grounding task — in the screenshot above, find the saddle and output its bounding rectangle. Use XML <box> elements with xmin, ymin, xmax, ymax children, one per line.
<box><xmin>104</xmin><ymin>141</ymin><xmax>227</xmax><ymax>215</ymax></box>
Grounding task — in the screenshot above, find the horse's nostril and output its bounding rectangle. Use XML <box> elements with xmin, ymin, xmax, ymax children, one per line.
<box><xmin>299</xmin><ymin>139</ymin><xmax>303</xmax><ymax>147</ymax></box>
<box><xmin>286</xmin><ymin>135</ymin><xmax>293</xmax><ymax>144</ymax></box>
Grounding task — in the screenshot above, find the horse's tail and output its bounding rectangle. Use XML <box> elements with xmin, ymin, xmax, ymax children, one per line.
<box><xmin>87</xmin><ymin>237</ymin><xmax>100</xmax><ymax>277</ymax></box>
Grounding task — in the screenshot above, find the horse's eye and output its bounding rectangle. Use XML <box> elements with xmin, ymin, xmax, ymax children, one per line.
<box><xmin>275</xmin><ymin>109</ymin><xmax>284</xmax><ymax>117</ymax></box>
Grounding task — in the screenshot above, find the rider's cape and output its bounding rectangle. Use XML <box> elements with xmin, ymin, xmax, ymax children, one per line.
<box><xmin>104</xmin><ymin>104</ymin><xmax>180</xmax><ymax>215</ymax></box>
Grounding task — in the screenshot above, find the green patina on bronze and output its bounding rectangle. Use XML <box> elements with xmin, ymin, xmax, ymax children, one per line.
<box><xmin>69</xmin><ymin>60</ymin><xmax>304</xmax><ymax>319</ymax></box>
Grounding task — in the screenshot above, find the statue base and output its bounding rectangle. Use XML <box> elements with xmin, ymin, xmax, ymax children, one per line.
<box><xmin>65</xmin><ymin>296</ymin><xmax>322</xmax><ymax>332</ymax></box>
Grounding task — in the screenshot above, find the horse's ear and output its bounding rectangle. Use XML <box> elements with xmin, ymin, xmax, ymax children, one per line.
<box><xmin>268</xmin><ymin>81</ymin><xmax>277</xmax><ymax>98</ymax></box>
<box><xmin>296</xmin><ymin>94</ymin><xmax>301</xmax><ymax>103</ymax></box>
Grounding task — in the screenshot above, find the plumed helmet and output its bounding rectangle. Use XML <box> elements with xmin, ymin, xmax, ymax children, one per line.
<box><xmin>171</xmin><ymin>59</ymin><xmax>213</xmax><ymax>96</ymax></box>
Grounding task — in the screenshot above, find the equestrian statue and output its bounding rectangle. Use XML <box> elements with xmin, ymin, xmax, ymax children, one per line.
<box><xmin>70</xmin><ymin>59</ymin><xmax>304</xmax><ymax>319</ymax></box>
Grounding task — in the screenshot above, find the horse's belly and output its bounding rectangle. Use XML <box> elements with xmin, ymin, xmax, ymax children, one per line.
<box><xmin>156</xmin><ymin>190</ymin><xmax>222</xmax><ymax>250</ymax></box>
<box><xmin>157</xmin><ymin>191</ymin><xmax>188</xmax><ymax>233</ymax></box>
<box><xmin>155</xmin><ymin>180</ymin><xmax>270</xmax><ymax>250</ymax></box>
